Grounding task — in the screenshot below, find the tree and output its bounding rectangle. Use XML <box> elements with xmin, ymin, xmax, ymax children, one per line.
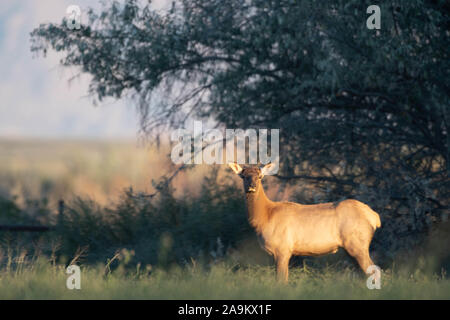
<box><xmin>30</xmin><ymin>0</ymin><xmax>449</xmax><ymax>259</ymax></box>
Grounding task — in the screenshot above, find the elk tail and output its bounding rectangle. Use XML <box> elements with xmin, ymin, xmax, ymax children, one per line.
<box><xmin>360</xmin><ymin>203</ymin><xmax>381</xmax><ymax>230</ymax></box>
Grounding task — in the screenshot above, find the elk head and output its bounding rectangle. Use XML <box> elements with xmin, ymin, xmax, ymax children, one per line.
<box><xmin>228</xmin><ymin>163</ymin><xmax>275</xmax><ymax>194</ymax></box>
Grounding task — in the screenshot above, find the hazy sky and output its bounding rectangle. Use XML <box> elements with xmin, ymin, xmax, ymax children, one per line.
<box><xmin>0</xmin><ymin>0</ymin><xmax>168</xmax><ymax>139</ymax></box>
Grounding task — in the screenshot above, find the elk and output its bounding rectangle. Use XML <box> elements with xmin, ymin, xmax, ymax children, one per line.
<box><xmin>228</xmin><ymin>163</ymin><xmax>381</xmax><ymax>282</ymax></box>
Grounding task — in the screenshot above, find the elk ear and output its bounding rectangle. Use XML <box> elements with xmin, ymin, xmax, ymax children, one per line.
<box><xmin>228</xmin><ymin>163</ymin><xmax>243</xmax><ymax>175</ymax></box>
<box><xmin>260</xmin><ymin>163</ymin><xmax>275</xmax><ymax>177</ymax></box>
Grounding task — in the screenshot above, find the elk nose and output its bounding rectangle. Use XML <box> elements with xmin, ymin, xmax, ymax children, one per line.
<box><xmin>248</xmin><ymin>187</ymin><xmax>256</xmax><ymax>193</ymax></box>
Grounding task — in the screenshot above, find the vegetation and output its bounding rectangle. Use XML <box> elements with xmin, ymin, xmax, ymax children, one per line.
<box><xmin>1</xmin><ymin>0</ymin><xmax>448</xmax><ymax>299</ymax></box>
<box><xmin>30</xmin><ymin>0</ymin><xmax>449</xmax><ymax>260</ymax></box>
<box><xmin>0</xmin><ymin>138</ymin><xmax>175</xmax><ymax>206</ymax></box>
<box><xmin>0</xmin><ymin>139</ymin><xmax>449</xmax><ymax>299</ymax></box>
<box><xmin>0</xmin><ymin>144</ymin><xmax>249</xmax><ymax>268</ymax></box>
<box><xmin>1</xmin><ymin>254</ymin><xmax>449</xmax><ymax>299</ymax></box>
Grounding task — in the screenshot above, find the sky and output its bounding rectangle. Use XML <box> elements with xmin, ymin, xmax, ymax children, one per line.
<box><xmin>0</xmin><ymin>0</ymin><xmax>168</xmax><ymax>139</ymax></box>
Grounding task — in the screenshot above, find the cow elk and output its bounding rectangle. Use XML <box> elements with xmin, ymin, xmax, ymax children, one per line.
<box><xmin>228</xmin><ymin>163</ymin><xmax>381</xmax><ymax>282</ymax></box>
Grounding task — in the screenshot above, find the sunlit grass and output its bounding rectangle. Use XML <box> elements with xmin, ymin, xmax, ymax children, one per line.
<box><xmin>0</xmin><ymin>257</ymin><xmax>449</xmax><ymax>299</ymax></box>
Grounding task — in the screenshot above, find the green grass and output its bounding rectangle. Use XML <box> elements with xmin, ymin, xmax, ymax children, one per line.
<box><xmin>1</xmin><ymin>258</ymin><xmax>449</xmax><ymax>299</ymax></box>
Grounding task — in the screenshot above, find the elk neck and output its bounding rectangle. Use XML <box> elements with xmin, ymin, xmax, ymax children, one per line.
<box><xmin>245</xmin><ymin>180</ymin><xmax>273</xmax><ymax>233</ymax></box>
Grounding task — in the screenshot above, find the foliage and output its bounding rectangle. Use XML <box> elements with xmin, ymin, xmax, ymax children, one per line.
<box><xmin>30</xmin><ymin>0</ymin><xmax>450</xmax><ymax>256</ymax></box>
<box><xmin>0</xmin><ymin>169</ymin><xmax>249</xmax><ymax>267</ymax></box>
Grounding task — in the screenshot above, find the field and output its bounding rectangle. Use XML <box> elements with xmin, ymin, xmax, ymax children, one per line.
<box><xmin>0</xmin><ymin>137</ymin><xmax>212</xmax><ymax>206</ymax></box>
<box><xmin>1</xmin><ymin>259</ymin><xmax>449</xmax><ymax>299</ymax></box>
<box><xmin>0</xmin><ymin>139</ymin><xmax>449</xmax><ymax>300</ymax></box>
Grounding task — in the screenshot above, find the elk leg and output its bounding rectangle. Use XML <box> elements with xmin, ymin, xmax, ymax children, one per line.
<box><xmin>344</xmin><ymin>244</ymin><xmax>374</xmax><ymax>274</ymax></box>
<box><xmin>354</xmin><ymin>251</ymin><xmax>374</xmax><ymax>274</ymax></box>
<box><xmin>343</xmin><ymin>230</ymin><xmax>376</xmax><ymax>274</ymax></box>
<box><xmin>275</xmin><ymin>253</ymin><xmax>291</xmax><ymax>283</ymax></box>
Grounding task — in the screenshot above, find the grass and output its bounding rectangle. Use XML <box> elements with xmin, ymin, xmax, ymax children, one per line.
<box><xmin>0</xmin><ymin>258</ymin><xmax>449</xmax><ymax>299</ymax></box>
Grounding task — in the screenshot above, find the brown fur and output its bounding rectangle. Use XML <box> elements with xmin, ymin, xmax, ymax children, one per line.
<box><xmin>228</xmin><ymin>163</ymin><xmax>381</xmax><ymax>282</ymax></box>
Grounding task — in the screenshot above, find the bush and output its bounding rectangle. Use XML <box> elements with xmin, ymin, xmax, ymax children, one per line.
<box><xmin>10</xmin><ymin>168</ymin><xmax>251</xmax><ymax>267</ymax></box>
